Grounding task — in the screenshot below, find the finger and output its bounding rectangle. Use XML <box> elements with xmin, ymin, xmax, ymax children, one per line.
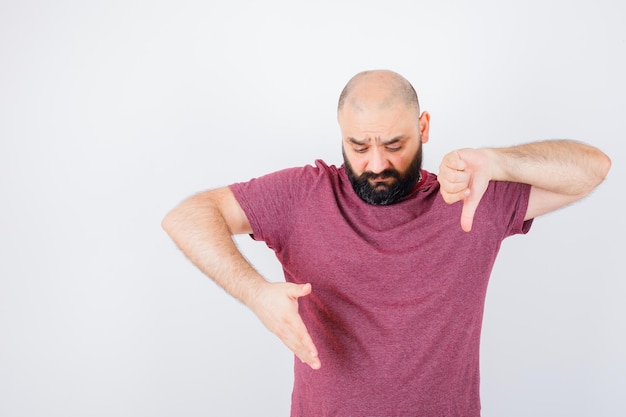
<box><xmin>442</xmin><ymin>178</ymin><xmax>468</xmax><ymax>191</ymax></box>
<box><xmin>442</xmin><ymin>151</ymin><xmax>467</xmax><ymax>171</ymax></box>
<box><xmin>299</xmin><ymin>282</ymin><xmax>312</xmax><ymax>297</ymax></box>
<box><xmin>438</xmin><ymin>167</ymin><xmax>471</xmax><ymax>203</ymax></box>
<box><xmin>460</xmin><ymin>190</ymin><xmax>479</xmax><ymax>232</ymax></box>
<box><xmin>288</xmin><ymin>282</ymin><xmax>312</xmax><ymax>299</ymax></box>
<box><xmin>439</xmin><ymin>155</ymin><xmax>470</xmax><ymax>199</ymax></box>
<box><xmin>284</xmin><ymin>315</ymin><xmax>321</xmax><ymax>369</ymax></box>
<box><xmin>281</xmin><ymin>283</ymin><xmax>320</xmax><ymax>369</ymax></box>
<box><xmin>439</xmin><ymin>188</ymin><xmax>468</xmax><ymax>205</ymax></box>
<box><xmin>297</xmin><ymin>331</ymin><xmax>321</xmax><ymax>369</ymax></box>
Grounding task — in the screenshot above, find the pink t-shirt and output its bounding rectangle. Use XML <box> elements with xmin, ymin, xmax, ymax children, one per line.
<box><xmin>230</xmin><ymin>160</ymin><xmax>532</xmax><ymax>417</ymax></box>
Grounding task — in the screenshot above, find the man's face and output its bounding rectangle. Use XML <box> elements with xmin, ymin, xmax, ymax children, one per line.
<box><xmin>339</xmin><ymin>103</ymin><xmax>429</xmax><ymax>205</ymax></box>
<box><xmin>343</xmin><ymin>145</ymin><xmax>422</xmax><ymax>205</ymax></box>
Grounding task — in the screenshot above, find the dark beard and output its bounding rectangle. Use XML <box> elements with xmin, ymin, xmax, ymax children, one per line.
<box><xmin>343</xmin><ymin>147</ymin><xmax>423</xmax><ymax>205</ymax></box>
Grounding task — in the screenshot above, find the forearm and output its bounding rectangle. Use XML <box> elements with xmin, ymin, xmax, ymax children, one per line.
<box><xmin>161</xmin><ymin>193</ymin><xmax>265</xmax><ymax>306</ymax></box>
<box><xmin>488</xmin><ymin>140</ymin><xmax>611</xmax><ymax>196</ymax></box>
<box><xmin>162</xmin><ymin>191</ymin><xmax>322</xmax><ymax>369</ymax></box>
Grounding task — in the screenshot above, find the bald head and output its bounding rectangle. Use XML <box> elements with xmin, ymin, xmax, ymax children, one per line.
<box><xmin>337</xmin><ymin>70</ymin><xmax>420</xmax><ymax>117</ymax></box>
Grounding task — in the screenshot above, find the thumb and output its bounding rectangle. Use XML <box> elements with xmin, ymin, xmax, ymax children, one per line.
<box><xmin>460</xmin><ymin>191</ymin><xmax>479</xmax><ymax>232</ymax></box>
<box><xmin>289</xmin><ymin>282</ymin><xmax>312</xmax><ymax>298</ymax></box>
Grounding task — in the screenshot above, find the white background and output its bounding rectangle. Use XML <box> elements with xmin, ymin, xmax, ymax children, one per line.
<box><xmin>1</xmin><ymin>1</ymin><xmax>624</xmax><ymax>416</ymax></box>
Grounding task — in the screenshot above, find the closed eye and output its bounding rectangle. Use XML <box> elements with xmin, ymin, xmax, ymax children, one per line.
<box><xmin>382</xmin><ymin>135</ymin><xmax>406</xmax><ymax>152</ymax></box>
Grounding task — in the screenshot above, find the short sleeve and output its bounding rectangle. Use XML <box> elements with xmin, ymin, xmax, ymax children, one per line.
<box><xmin>228</xmin><ymin>163</ymin><xmax>322</xmax><ymax>252</ymax></box>
<box><xmin>481</xmin><ymin>180</ymin><xmax>533</xmax><ymax>239</ymax></box>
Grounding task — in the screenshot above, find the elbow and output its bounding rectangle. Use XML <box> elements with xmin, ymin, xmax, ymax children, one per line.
<box><xmin>161</xmin><ymin>203</ymin><xmax>196</xmax><ymax>251</ymax></box>
<box><xmin>161</xmin><ymin>191</ymin><xmax>219</xmax><ymax>241</ymax></box>
<box><xmin>574</xmin><ymin>146</ymin><xmax>611</xmax><ymax>197</ymax></box>
<box><xmin>601</xmin><ymin>152</ymin><xmax>612</xmax><ymax>180</ymax></box>
<box><xmin>162</xmin><ymin>203</ymin><xmax>188</xmax><ymax>240</ymax></box>
<box><xmin>593</xmin><ymin>149</ymin><xmax>612</xmax><ymax>185</ymax></box>
<box><xmin>161</xmin><ymin>210</ymin><xmax>173</xmax><ymax>235</ymax></box>
<box><xmin>161</xmin><ymin>207</ymin><xmax>178</xmax><ymax>239</ymax></box>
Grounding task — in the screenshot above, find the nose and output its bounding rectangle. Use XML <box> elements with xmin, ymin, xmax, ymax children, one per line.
<box><xmin>367</xmin><ymin>147</ymin><xmax>390</xmax><ymax>174</ymax></box>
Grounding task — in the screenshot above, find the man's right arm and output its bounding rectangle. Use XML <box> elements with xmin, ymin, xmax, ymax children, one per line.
<box><xmin>161</xmin><ymin>187</ymin><xmax>321</xmax><ymax>369</ymax></box>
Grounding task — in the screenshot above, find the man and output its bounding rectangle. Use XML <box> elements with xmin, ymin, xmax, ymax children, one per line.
<box><xmin>162</xmin><ymin>70</ymin><xmax>611</xmax><ymax>416</ymax></box>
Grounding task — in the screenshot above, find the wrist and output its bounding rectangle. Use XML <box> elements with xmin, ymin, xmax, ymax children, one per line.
<box><xmin>243</xmin><ymin>276</ymin><xmax>271</xmax><ymax>309</ymax></box>
<box><xmin>483</xmin><ymin>147</ymin><xmax>508</xmax><ymax>182</ymax></box>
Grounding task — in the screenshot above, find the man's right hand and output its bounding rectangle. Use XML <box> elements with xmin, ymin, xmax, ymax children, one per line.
<box><xmin>162</xmin><ymin>187</ymin><xmax>321</xmax><ymax>369</ymax></box>
<box><xmin>249</xmin><ymin>282</ymin><xmax>321</xmax><ymax>370</ymax></box>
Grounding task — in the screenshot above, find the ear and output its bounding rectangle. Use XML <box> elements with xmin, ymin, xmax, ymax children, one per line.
<box><xmin>419</xmin><ymin>111</ymin><xmax>430</xmax><ymax>144</ymax></box>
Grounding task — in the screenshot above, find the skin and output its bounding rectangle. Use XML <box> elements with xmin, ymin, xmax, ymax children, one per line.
<box><xmin>439</xmin><ymin>141</ymin><xmax>612</xmax><ymax>231</ymax></box>
<box><xmin>162</xmin><ymin>70</ymin><xmax>611</xmax><ymax>370</ymax></box>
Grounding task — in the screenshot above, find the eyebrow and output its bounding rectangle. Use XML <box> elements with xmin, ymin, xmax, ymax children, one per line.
<box><xmin>347</xmin><ymin>135</ymin><xmax>406</xmax><ymax>146</ymax></box>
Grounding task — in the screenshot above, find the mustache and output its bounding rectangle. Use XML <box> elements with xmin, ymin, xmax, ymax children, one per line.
<box><xmin>359</xmin><ymin>169</ymin><xmax>400</xmax><ymax>181</ymax></box>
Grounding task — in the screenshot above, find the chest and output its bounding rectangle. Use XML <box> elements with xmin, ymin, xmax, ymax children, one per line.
<box><xmin>277</xmin><ymin>196</ymin><xmax>501</xmax><ymax>309</ymax></box>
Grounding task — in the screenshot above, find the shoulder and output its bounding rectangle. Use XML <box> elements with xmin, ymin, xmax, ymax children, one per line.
<box><xmin>267</xmin><ymin>159</ymin><xmax>341</xmax><ymax>179</ymax></box>
<box><xmin>310</xmin><ymin>159</ymin><xmax>342</xmax><ymax>177</ymax></box>
<box><xmin>230</xmin><ymin>159</ymin><xmax>342</xmax><ymax>200</ymax></box>
<box><xmin>232</xmin><ymin>159</ymin><xmax>333</xmax><ymax>183</ymax></box>
<box><xmin>278</xmin><ymin>159</ymin><xmax>345</xmax><ymax>187</ymax></box>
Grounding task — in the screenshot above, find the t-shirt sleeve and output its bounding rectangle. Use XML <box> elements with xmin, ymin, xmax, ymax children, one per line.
<box><xmin>228</xmin><ymin>164</ymin><xmax>320</xmax><ymax>252</ymax></box>
<box><xmin>483</xmin><ymin>180</ymin><xmax>533</xmax><ymax>239</ymax></box>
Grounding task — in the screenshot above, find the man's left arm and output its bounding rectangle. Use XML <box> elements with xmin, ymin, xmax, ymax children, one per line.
<box><xmin>438</xmin><ymin>140</ymin><xmax>612</xmax><ymax>232</ymax></box>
